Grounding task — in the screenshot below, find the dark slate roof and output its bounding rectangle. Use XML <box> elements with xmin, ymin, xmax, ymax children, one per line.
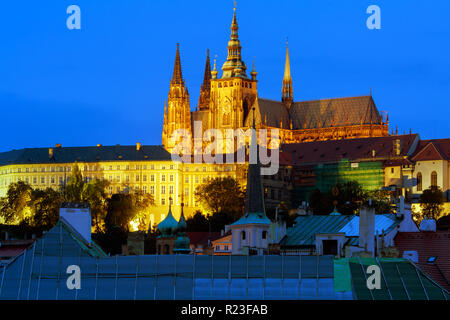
<box><xmin>281</xmin><ymin>134</ymin><xmax>419</xmax><ymax>166</ymax></box>
<box><xmin>290</xmin><ymin>96</ymin><xmax>382</xmax><ymax>130</ymax></box>
<box><xmin>0</xmin><ymin>145</ymin><xmax>171</xmax><ymax>165</ymax></box>
<box><xmin>257</xmin><ymin>98</ymin><xmax>290</xmax><ymax>128</ymax></box>
<box><xmin>256</xmin><ymin>95</ymin><xmax>382</xmax><ymax>130</ymax></box>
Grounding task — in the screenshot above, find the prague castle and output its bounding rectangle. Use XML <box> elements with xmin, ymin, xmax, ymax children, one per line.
<box><xmin>162</xmin><ymin>7</ymin><xmax>389</xmax><ymax>154</ymax></box>
<box><xmin>1</xmin><ymin>6</ymin><xmax>420</xmax><ymax>231</ymax></box>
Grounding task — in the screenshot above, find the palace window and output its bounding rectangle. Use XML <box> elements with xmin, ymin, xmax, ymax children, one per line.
<box><xmin>241</xmin><ymin>231</ymin><xmax>246</xmax><ymax>240</ymax></box>
<box><xmin>126</xmin><ymin>175</ymin><xmax>130</xmax><ymax>182</ymax></box>
<box><xmin>170</xmin><ymin>175</ymin><xmax>174</xmax><ymax>182</ymax></box>
<box><xmin>161</xmin><ymin>186</ymin><xmax>166</xmax><ymax>194</ymax></box>
<box><xmin>431</xmin><ymin>171</ymin><xmax>438</xmax><ymax>187</ymax></box>
<box><xmin>151</xmin><ymin>165</ymin><xmax>154</xmax><ymax>170</ymax></box>
<box><xmin>150</xmin><ymin>175</ymin><xmax>155</xmax><ymax>182</ymax></box>
<box><xmin>161</xmin><ymin>175</ymin><xmax>166</xmax><ymax>182</ymax></box>
<box><xmin>161</xmin><ymin>198</ymin><xmax>166</xmax><ymax>205</ymax></box>
<box><xmin>143</xmin><ymin>185</ymin><xmax>147</xmax><ymax>193</ymax></box>
<box><xmin>143</xmin><ymin>175</ymin><xmax>147</xmax><ymax>182</ymax></box>
<box><xmin>169</xmin><ymin>186</ymin><xmax>174</xmax><ymax>194</ymax></box>
<box><xmin>185</xmin><ymin>176</ymin><xmax>189</xmax><ymax>183</ymax></box>
<box><xmin>262</xmin><ymin>231</ymin><xmax>267</xmax><ymax>240</ymax></box>
<box><xmin>117</xmin><ymin>165</ymin><xmax>120</xmax><ymax>170</ymax></box>
<box><xmin>150</xmin><ymin>186</ymin><xmax>154</xmax><ymax>194</ymax></box>
<box><xmin>417</xmin><ymin>172</ymin><xmax>422</xmax><ymax>191</ymax></box>
<box><xmin>136</xmin><ymin>175</ymin><xmax>140</xmax><ymax>182</ymax></box>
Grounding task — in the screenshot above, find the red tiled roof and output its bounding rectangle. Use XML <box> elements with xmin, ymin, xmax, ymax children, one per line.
<box><xmin>395</xmin><ymin>231</ymin><xmax>450</xmax><ymax>291</ymax></box>
<box><xmin>187</xmin><ymin>232</ymin><xmax>222</xmax><ymax>247</ymax></box>
<box><xmin>411</xmin><ymin>139</ymin><xmax>450</xmax><ymax>161</ymax></box>
<box><xmin>0</xmin><ymin>240</ymin><xmax>34</xmax><ymax>259</ymax></box>
<box><xmin>281</xmin><ymin>134</ymin><xmax>419</xmax><ymax>166</ymax></box>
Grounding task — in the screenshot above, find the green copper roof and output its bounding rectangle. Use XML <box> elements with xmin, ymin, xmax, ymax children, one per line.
<box><xmin>157</xmin><ymin>206</ymin><xmax>179</xmax><ymax>237</ymax></box>
<box><xmin>281</xmin><ymin>214</ymin><xmax>402</xmax><ymax>248</ymax></box>
<box><xmin>174</xmin><ymin>205</ymin><xmax>191</xmax><ymax>253</ymax></box>
<box><xmin>330</xmin><ymin>207</ymin><xmax>341</xmax><ymax>216</ymax></box>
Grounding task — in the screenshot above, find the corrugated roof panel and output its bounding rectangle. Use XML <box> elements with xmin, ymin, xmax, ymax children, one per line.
<box><xmin>339</xmin><ymin>214</ymin><xmax>400</xmax><ymax>237</ymax></box>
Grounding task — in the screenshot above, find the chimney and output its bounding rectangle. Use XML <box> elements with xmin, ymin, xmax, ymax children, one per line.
<box><xmin>396</xmin><ymin>195</ymin><xmax>405</xmax><ymax>218</ymax></box>
<box><xmin>48</xmin><ymin>148</ymin><xmax>54</xmax><ymax>158</ymax></box>
<box><xmin>59</xmin><ymin>203</ymin><xmax>92</xmax><ymax>244</ymax></box>
<box><xmin>136</xmin><ymin>142</ymin><xmax>141</xmax><ymax>151</ymax></box>
<box><xmin>393</xmin><ymin>139</ymin><xmax>401</xmax><ymax>156</ymax></box>
<box><xmin>359</xmin><ymin>206</ymin><xmax>375</xmax><ymax>256</ymax></box>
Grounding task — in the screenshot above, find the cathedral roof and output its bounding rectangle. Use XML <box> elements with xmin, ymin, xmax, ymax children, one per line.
<box><xmin>255</xmin><ymin>95</ymin><xmax>383</xmax><ymax>130</ymax></box>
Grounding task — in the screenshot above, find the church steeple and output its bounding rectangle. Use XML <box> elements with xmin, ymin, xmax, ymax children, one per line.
<box><xmin>243</xmin><ymin>108</ymin><xmax>268</xmax><ymax>218</ymax></box>
<box><xmin>198</xmin><ymin>49</ymin><xmax>211</xmax><ymax>110</ymax></box>
<box><xmin>282</xmin><ymin>41</ymin><xmax>293</xmax><ymax>108</ymax></box>
<box><xmin>172</xmin><ymin>43</ymin><xmax>184</xmax><ymax>85</ymax></box>
<box><xmin>221</xmin><ymin>6</ymin><xmax>247</xmax><ymax>79</ymax></box>
<box><xmin>162</xmin><ymin>43</ymin><xmax>192</xmax><ymax>153</ymax></box>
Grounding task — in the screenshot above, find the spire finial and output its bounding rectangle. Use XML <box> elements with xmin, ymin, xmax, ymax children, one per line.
<box><xmin>172</xmin><ymin>43</ymin><xmax>183</xmax><ymax>84</ymax></box>
<box><xmin>282</xmin><ymin>39</ymin><xmax>293</xmax><ymax>107</ymax></box>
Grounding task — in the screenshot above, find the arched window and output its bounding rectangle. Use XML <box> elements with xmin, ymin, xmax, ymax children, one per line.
<box><xmin>241</xmin><ymin>231</ymin><xmax>246</xmax><ymax>240</ymax></box>
<box><xmin>262</xmin><ymin>231</ymin><xmax>267</xmax><ymax>240</ymax></box>
<box><xmin>431</xmin><ymin>171</ymin><xmax>438</xmax><ymax>187</ymax></box>
<box><xmin>417</xmin><ymin>172</ymin><xmax>422</xmax><ymax>191</ymax></box>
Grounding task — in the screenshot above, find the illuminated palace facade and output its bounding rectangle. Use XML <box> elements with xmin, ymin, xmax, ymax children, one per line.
<box><xmin>0</xmin><ymin>144</ymin><xmax>249</xmax><ymax>227</ymax></box>
<box><xmin>162</xmin><ymin>7</ymin><xmax>389</xmax><ymax>154</ymax></box>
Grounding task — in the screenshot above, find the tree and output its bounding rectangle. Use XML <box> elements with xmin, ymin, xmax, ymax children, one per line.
<box><xmin>62</xmin><ymin>165</ymin><xmax>110</xmax><ymax>232</ymax></box>
<box><xmin>63</xmin><ymin>165</ymin><xmax>84</xmax><ymax>202</ymax></box>
<box><xmin>209</xmin><ymin>211</ymin><xmax>235</xmax><ymax>232</ymax></box>
<box><xmin>308</xmin><ymin>189</ymin><xmax>334</xmax><ymax>215</ymax></box>
<box><xmin>186</xmin><ymin>211</ymin><xmax>209</xmax><ymax>232</ymax></box>
<box><xmin>130</xmin><ymin>190</ymin><xmax>155</xmax><ymax>232</ymax></box>
<box><xmin>366</xmin><ymin>189</ymin><xmax>392</xmax><ymax>214</ymax></box>
<box><xmin>28</xmin><ymin>188</ymin><xmax>63</xmax><ymax>231</ymax></box>
<box><xmin>419</xmin><ymin>186</ymin><xmax>445</xmax><ymax>220</ymax></box>
<box><xmin>335</xmin><ymin>181</ymin><xmax>367</xmax><ymax>215</ymax></box>
<box><xmin>194</xmin><ymin>177</ymin><xmax>244</xmax><ymax>219</ymax></box>
<box><xmin>0</xmin><ymin>181</ymin><xmax>32</xmax><ymax>224</ymax></box>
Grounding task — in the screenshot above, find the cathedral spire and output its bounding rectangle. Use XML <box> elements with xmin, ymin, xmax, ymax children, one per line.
<box><xmin>172</xmin><ymin>43</ymin><xmax>184</xmax><ymax>85</ymax></box>
<box><xmin>282</xmin><ymin>40</ymin><xmax>293</xmax><ymax>108</ymax></box>
<box><xmin>221</xmin><ymin>5</ymin><xmax>247</xmax><ymax>79</ymax></box>
<box><xmin>198</xmin><ymin>49</ymin><xmax>211</xmax><ymax>110</ymax></box>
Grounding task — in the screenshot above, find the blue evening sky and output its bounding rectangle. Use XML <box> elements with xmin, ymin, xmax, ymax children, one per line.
<box><xmin>0</xmin><ymin>0</ymin><xmax>449</xmax><ymax>152</ymax></box>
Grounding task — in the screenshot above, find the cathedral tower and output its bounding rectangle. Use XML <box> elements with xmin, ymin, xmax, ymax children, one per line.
<box><xmin>162</xmin><ymin>44</ymin><xmax>192</xmax><ymax>153</ymax></box>
<box><xmin>209</xmin><ymin>6</ymin><xmax>258</xmax><ymax>152</ymax></box>
<box><xmin>282</xmin><ymin>42</ymin><xmax>293</xmax><ymax>108</ymax></box>
<box><xmin>198</xmin><ymin>49</ymin><xmax>212</xmax><ymax>111</ymax></box>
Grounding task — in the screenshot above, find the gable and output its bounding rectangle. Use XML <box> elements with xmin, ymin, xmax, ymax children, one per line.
<box><xmin>411</xmin><ymin>142</ymin><xmax>445</xmax><ymax>161</ymax></box>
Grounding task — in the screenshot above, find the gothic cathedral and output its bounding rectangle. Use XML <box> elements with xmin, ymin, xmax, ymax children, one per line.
<box><xmin>162</xmin><ymin>7</ymin><xmax>390</xmax><ymax>154</ymax></box>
